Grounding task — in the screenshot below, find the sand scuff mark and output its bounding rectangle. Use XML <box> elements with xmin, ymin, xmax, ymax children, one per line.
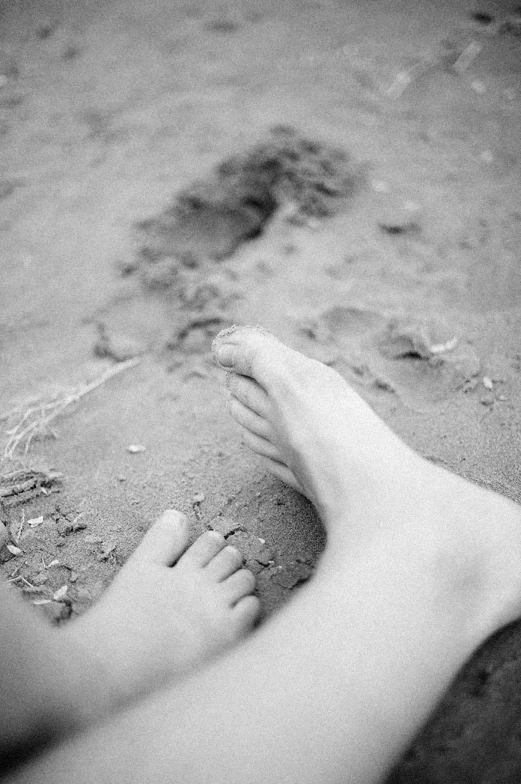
<box><xmin>302</xmin><ymin>307</ymin><xmax>481</xmax><ymax>412</ymax></box>
<box><xmin>131</xmin><ymin>125</ymin><xmax>362</xmax><ymax>290</ymax></box>
<box><xmin>369</xmin><ymin>316</ymin><xmax>481</xmax><ymax>410</ymax></box>
<box><xmin>161</xmin><ymin>276</ymin><xmax>243</xmax><ymax>368</ymax></box>
<box><xmin>111</xmin><ymin>127</ymin><xmax>363</xmax><ymax>370</ymax></box>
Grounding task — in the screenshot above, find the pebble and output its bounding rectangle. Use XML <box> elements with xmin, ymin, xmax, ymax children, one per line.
<box><xmin>471</xmin><ymin>80</ymin><xmax>486</xmax><ymax>94</ymax></box>
<box><xmin>84</xmin><ymin>534</ymin><xmax>103</xmax><ymax>544</ymax></box>
<box><xmin>98</xmin><ymin>542</ymin><xmax>116</xmax><ymax>560</ymax></box>
<box><xmin>127</xmin><ymin>444</ymin><xmax>146</xmax><ymax>453</ymax></box>
<box><xmin>192</xmin><ymin>492</ymin><xmax>205</xmax><ymax>505</ymax></box>
<box><xmin>482</xmin><ymin>376</ymin><xmax>494</xmax><ymax>390</ymax></box>
<box><xmin>53</xmin><ymin>585</ymin><xmax>68</xmax><ymax>601</ymax></box>
<box><xmin>93</xmin><ymin>327</ymin><xmax>145</xmax><ymax>363</ymax></box>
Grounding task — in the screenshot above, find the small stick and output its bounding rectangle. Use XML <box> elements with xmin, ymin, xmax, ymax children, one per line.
<box><xmin>452</xmin><ymin>41</ymin><xmax>482</xmax><ymax>74</ymax></box>
<box><xmin>387</xmin><ymin>58</ymin><xmax>435</xmax><ymax>99</ymax></box>
<box><xmin>16</xmin><ymin>513</ymin><xmax>24</xmax><ymax>542</ymax></box>
<box><xmin>8</xmin><ymin>564</ymin><xmax>22</xmax><ymax>579</ymax></box>
<box><xmin>388</xmin><ymin>39</ymin><xmax>482</xmax><ymax>100</ymax></box>
<box><xmin>70</xmin><ymin>511</ymin><xmax>85</xmax><ymax>527</ymax></box>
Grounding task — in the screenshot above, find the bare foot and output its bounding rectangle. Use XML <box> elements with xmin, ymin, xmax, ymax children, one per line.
<box><xmin>213</xmin><ymin>325</ymin><xmax>521</xmax><ymax>641</ymax></box>
<box><xmin>64</xmin><ymin>510</ymin><xmax>259</xmax><ymax>704</ymax></box>
<box><xmin>212</xmin><ymin>325</ymin><xmax>417</xmax><ymax>535</ymax></box>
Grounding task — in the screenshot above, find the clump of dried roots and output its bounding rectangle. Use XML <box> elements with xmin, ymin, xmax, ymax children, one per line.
<box><xmin>1</xmin><ymin>358</ymin><xmax>140</xmax><ymax>462</ymax></box>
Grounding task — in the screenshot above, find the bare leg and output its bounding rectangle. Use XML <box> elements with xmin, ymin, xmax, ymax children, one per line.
<box><xmin>0</xmin><ymin>511</ymin><xmax>258</xmax><ymax>772</ymax></box>
<box><xmin>6</xmin><ymin>327</ymin><xmax>521</xmax><ymax>784</ymax></box>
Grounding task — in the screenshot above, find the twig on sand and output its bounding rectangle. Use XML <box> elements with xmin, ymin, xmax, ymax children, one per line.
<box><xmin>0</xmin><ymin>468</ymin><xmax>64</xmax><ymax>506</ymax></box>
<box><xmin>387</xmin><ymin>39</ymin><xmax>482</xmax><ymax>99</ymax></box>
<box><xmin>387</xmin><ymin>58</ymin><xmax>435</xmax><ymax>98</ymax></box>
<box><xmin>452</xmin><ymin>41</ymin><xmax>482</xmax><ymax>74</ymax></box>
<box><xmin>2</xmin><ymin>358</ymin><xmax>141</xmax><ymax>461</ymax></box>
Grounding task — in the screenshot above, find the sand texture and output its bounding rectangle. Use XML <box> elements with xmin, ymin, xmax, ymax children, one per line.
<box><xmin>1</xmin><ymin>0</ymin><xmax>521</xmax><ymax>780</ymax></box>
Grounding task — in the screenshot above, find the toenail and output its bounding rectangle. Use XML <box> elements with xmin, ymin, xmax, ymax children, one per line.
<box><xmin>161</xmin><ymin>509</ymin><xmax>186</xmax><ymax>526</ymax></box>
<box><xmin>215</xmin><ymin>345</ymin><xmax>235</xmax><ymax>368</ymax></box>
<box><xmin>213</xmin><ymin>326</ymin><xmax>238</xmax><ymax>345</ymax></box>
<box><xmin>207</xmin><ymin>530</ymin><xmax>224</xmax><ymax>541</ymax></box>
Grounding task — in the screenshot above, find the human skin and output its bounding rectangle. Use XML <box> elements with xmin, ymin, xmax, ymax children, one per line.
<box><xmin>5</xmin><ymin>326</ymin><xmax>521</xmax><ymax>784</ymax></box>
<box><xmin>0</xmin><ymin>512</ymin><xmax>258</xmax><ymax>775</ymax></box>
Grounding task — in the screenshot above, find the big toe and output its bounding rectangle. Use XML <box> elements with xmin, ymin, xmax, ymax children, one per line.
<box><xmin>212</xmin><ymin>325</ymin><xmax>291</xmax><ymax>383</ymax></box>
<box><xmin>134</xmin><ymin>510</ymin><xmax>190</xmax><ymax>566</ymax></box>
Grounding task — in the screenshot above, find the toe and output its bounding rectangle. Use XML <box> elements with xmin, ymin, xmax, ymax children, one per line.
<box><xmin>205</xmin><ymin>544</ymin><xmax>243</xmax><ymax>580</ymax></box>
<box><xmin>228</xmin><ymin>396</ymin><xmax>272</xmax><ymax>440</ymax></box>
<box><xmin>135</xmin><ymin>510</ymin><xmax>190</xmax><ymax>566</ymax></box>
<box><xmin>258</xmin><ymin>455</ymin><xmax>306</xmax><ymax>496</ymax></box>
<box><xmin>179</xmin><ymin>529</ymin><xmax>226</xmax><ymax>568</ymax></box>
<box><xmin>238</xmin><ymin>426</ymin><xmax>283</xmax><ymax>462</ymax></box>
<box><xmin>222</xmin><ymin>568</ymin><xmax>256</xmax><ymax>604</ymax></box>
<box><xmin>226</xmin><ymin>375</ymin><xmax>269</xmax><ymax>418</ymax></box>
<box><xmin>212</xmin><ymin>325</ymin><xmax>280</xmax><ymax>382</ymax></box>
<box><xmin>233</xmin><ymin>594</ymin><xmax>261</xmax><ymax>627</ymax></box>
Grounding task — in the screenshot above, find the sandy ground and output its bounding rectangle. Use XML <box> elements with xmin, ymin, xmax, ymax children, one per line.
<box><xmin>1</xmin><ymin>0</ymin><xmax>521</xmax><ymax>780</ymax></box>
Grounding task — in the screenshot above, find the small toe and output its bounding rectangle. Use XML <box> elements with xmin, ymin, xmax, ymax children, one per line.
<box><xmin>238</xmin><ymin>426</ymin><xmax>283</xmax><ymax>463</ymax></box>
<box><xmin>257</xmin><ymin>455</ymin><xmax>306</xmax><ymax>496</ymax></box>
<box><xmin>205</xmin><ymin>544</ymin><xmax>243</xmax><ymax>581</ymax></box>
<box><xmin>228</xmin><ymin>396</ymin><xmax>272</xmax><ymax>440</ymax></box>
<box><xmin>180</xmin><ymin>530</ymin><xmax>226</xmax><ymax>568</ymax></box>
<box><xmin>212</xmin><ymin>325</ymin><xmax>278</xmax><ymax>382</ymax></box>
<box><xmin>213</xmin><ymin>325</ymin><xmax>319</xmax><ymax>397</ymax></box>
<box><xmin>134</xmin><ymin>510</ymin><xmax>190</xmax><ymax>566</ymax></box>
<box><xmin>233</xmin><ymin>594</ymin><xmax>261</xmax><ymax>627</ymax></box>
<box><xmin>222</xmin><ymin>568</ymin><xmax>256</xmax><ymax>604</ymax></box>
<box><xmin>226</xmin><ymin>375</ymin><xmax>269</xmax><ymax>418</ymax></box>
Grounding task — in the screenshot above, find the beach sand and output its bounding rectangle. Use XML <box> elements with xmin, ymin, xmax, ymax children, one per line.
<box><xmin>1</xmin><ymin>0</ymin><xmax>521</xmax><ymax>779</ymax></box>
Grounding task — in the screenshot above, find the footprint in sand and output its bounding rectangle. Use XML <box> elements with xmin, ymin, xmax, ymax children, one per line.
<box><xmin>133</xmin><ymin>126</ymin><xmax>361</xmax><ymax>289</ymax></box>
<box><xmin>309</xmin><ymin>306</ymin><xmax>481</xmax><ymax>412</ymax></box>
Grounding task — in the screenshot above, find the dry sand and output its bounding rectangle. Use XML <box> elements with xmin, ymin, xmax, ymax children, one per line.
<box><xmin>1</xmin><ymin>0</ymin><xmax>521</xmax><ymax>780</ymax></box>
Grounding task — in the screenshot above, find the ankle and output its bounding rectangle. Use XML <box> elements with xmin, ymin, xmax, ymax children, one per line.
<box><xmin>320</xmin><ymin>463</ymin><xmax>521</xmax><ymax>651</ymax></box>
<box><xmin>59</xmin><ymin>622</ymin><xmax>127</xmax><ymax>722</ymax></box>
<box><xmin>319</xmin><ymin>443</ymin><xmax>426</xmax><ymax>549</ymax></box>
